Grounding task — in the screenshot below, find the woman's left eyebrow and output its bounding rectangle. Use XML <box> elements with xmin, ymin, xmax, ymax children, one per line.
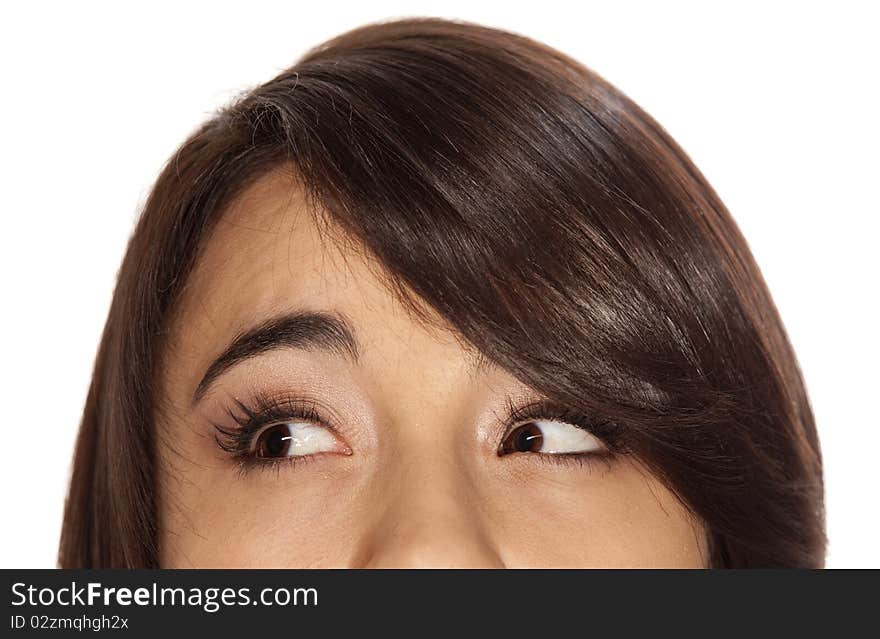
<box><xmin>191</xmin><ymin>310</ymin><xmax>360</xmax><ymax>405</ymax></box>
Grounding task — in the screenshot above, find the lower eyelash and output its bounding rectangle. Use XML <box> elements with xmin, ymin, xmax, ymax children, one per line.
<box><xmin>226</xmin><ymin>452</ymin><xmax>318</xmax><ymax>478</ymax></box>
<box><xmin>530</xmin><ymin>450</ymin><xmax>618</xmax><ymax>474</ymax></box>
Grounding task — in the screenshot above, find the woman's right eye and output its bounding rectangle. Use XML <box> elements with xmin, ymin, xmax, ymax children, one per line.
<box><xmin>252</xmin><ymin>422</ymin><xmax>351</xmax><ymax>459</ymax></box>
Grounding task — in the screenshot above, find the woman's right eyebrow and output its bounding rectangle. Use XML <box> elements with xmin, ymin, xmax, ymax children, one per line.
<box><xmin>191</xmin><ymin>310</ymin><xmax>360</xmax><ymax>405</ymax></box>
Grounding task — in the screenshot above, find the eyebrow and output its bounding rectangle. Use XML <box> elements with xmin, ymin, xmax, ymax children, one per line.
<box><xmin>192</xmin><ymin>310</ymin><xmax>360</xmax><ymax>404</ymax></box>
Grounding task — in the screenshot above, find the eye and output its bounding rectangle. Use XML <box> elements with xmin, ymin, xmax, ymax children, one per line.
<box><xmin>498</xmin><ymin>419</ymin><xmax>607</xmax><ymax>456</ymax></box>
<box><xmin>213</xmin><ymin>395</ymin><xmax>356</xmax><ymax>474</ymax></box>
<box><xmin>252</xmin><ymin>421</ymin><xmax>351</xmax><ymax>459</ymax></box>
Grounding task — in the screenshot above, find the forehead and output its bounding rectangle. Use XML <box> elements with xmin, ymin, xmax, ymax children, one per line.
<box><xmin>164</xmin><ymin>167</ymin><xmax>491</xmax><ymax>403</ymax></box>
<box><xmin>182</xmin><ymin>168</ymin><xmax>390</xmax><ymax>326</ymax></box>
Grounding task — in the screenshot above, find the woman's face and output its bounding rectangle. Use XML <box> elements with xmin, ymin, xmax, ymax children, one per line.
<box><xmin>157</xmin><ymin>169</ymin><xmax>707</xmax><ymax>567</ymax></box>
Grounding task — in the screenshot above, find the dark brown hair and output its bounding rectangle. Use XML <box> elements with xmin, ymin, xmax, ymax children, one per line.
<box><xmin>60</xmin><ymin>17</ymin><xmax>824</xmax><ymax>567</ymax></box>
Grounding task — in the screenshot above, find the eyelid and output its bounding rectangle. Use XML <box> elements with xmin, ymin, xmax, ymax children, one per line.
<box><xmin>500</xmin><ymin>397</ymin><xmax>584</xmax><ymax>432</ymax></box>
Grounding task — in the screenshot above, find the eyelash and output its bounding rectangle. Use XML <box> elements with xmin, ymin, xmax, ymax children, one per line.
<box><xmin>212</xmin><ymin>393</ymin><xmax>623</xmax><ymax>475</ymax></box>
<box><xmin>212</xmin><ymin>393</ymin><xmax>333</xmax><ymax>476</ymax></box>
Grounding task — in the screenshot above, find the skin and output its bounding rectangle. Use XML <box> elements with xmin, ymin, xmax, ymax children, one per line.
<box><xmin>157</xmin><ymin>167</ymin><xmax>708</xmax><ymax>568</ymax></box>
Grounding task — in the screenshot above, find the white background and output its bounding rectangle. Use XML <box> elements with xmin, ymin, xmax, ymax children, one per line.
<box><xmin>1</xmin><ymin>1</ymin><xmax>877</xmax><ymax>568</ymax></box>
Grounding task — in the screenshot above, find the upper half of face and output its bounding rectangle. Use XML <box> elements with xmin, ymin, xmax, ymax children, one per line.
<box><xmin>156</xmin><ymin>168</ymin><xmax>707</xmax><ymax>568</ymax></box>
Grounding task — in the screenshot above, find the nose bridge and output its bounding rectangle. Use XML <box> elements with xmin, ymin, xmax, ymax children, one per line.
<box><xmin>356</xmin><ymin>446</ymin><xmax>505</xmax><ymax>568</ymax></box>
<box><xmin>350</xmin><ymin>323</ymin><xmax>504</xmax><ymax>566</ymax></box>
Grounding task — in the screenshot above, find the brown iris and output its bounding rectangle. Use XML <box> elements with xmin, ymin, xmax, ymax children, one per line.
<box><xmin>498</xmin><ymin>423</ymin><xmax>544</xmax><ymax>455</ymax></box>
<box><xmin>255</xmin><ymin>424</ymin><xmax>292</xmax><ymax>458</ymax></box>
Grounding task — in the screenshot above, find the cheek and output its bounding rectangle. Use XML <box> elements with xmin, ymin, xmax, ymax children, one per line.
<box><xmin>155</xmin><ymin>408</ymin><xmax>386</xmax><ymax>568</ymax></box>
<box><xmin>158</xmin><ymin>452</ymin><xmax>371</xmax><ymax>568</ymax></box>
<box><xmin>158</xmin><ymin>414</ymin><xmax>706</xmax><ymax>569</ymax></box>
<box><xmin>156</xmin><ymin>401</ymin><xmax>376</xmax><ymax>568</ymax></box>
<box><xmin>160</xmin><ymin>458</ymin><xmax>707</xmax><ymax>568</ymax></box>
<box><xmin>481</xmin><ymin>459</ymin><xmax>708</xmax><ymax>568</ymax></box>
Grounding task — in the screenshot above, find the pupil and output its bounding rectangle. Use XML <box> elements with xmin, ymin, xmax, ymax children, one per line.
<box><xmin>261</xmin><ymin>425</ymin><xmax>290</xmax><ymax>457</ymax></box>
<box><xmin>515</xmin><ymin>423</ymin><xmax>542</xmax><ymax>452</ymax></box>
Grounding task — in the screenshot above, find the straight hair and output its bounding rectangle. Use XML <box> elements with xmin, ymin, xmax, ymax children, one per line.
<box><xmin>60</xmin><ymin>17</ymin><xmax>825</xmax><ymax>567</ymax></box>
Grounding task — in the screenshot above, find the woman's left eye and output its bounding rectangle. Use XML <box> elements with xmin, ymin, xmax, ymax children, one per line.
<box><xmin>252</xmin><ymin>422</ymin><xmax>351</xmax><ymax>459</ymax></box>
<box><xmin>498</xmin><ymin>420</ymin><xmax>606</xmax><ymax>456</ymax></box>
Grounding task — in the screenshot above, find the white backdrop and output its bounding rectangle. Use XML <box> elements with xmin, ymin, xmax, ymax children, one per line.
<box><xmin>1</xmin><ymin>0</ymin><xmax>876</xmax><ymax>568</ymax></box>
